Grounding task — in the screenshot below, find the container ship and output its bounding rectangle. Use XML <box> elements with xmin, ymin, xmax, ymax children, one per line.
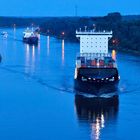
<box><xmin>23</xmin><ymin>28</ymin><xmax>40</xmax><ymax>45</ymax></box>
<box><xmin>74</xmin><ymin>28</ymin><xmax>120</xmax><ymax>94</ymax></box>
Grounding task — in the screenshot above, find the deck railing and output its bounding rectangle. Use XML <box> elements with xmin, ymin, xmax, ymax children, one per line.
<box><xmin>76</xmin><ymin>30</ymin><xmax>113</xmax><ymax>35</ymax></box>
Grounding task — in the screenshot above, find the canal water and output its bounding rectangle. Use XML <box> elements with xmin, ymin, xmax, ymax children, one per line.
<box><xmin>0</xmin><ymin>28</ymin><xmax>140</xmax><ymax>140</ymax></box>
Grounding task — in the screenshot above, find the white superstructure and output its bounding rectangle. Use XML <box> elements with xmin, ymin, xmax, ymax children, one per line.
<box><xmin>23</xmin><ymin>27</ymin><xmax>40</xmax><ymax>39</ymax></box>
<box><xmin>76</xmin><ymin>29</ymin><xmax>112</xmax><ymax>54</ymax></box>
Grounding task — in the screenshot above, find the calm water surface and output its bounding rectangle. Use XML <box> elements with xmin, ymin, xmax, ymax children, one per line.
<box><xmin>0</xmin><ymin>28</ymin><xmax>140</xmax><ymax>140</ymax></box>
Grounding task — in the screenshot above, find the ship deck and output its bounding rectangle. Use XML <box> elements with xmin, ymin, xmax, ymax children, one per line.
<box><xmin>76</xmin><ymin>53</ymin><xmax>117</xmax><ymax>68</ymax></box>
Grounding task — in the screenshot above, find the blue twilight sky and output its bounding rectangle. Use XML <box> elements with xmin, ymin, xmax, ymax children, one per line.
<box><xmin>0</xmin><ymin>0</ymin><xmax>140</xmax><ymax>17</ymax></box>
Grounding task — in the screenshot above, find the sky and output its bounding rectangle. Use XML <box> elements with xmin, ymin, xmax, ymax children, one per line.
<box><xmin>0</xmin><ymin>0</ymin><xmax>140</xmax><ymax>17</ymax></box>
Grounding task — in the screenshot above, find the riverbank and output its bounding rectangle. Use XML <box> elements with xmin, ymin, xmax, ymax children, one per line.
<box><xmin>0</xmin><ymin>12</ymin><xmax>140</xmax><ymax>54</ymax></box>
<box><xmin>40</xmin><ymin>13</ymin><xmax>140</xmax><ymax>54</ymax></box>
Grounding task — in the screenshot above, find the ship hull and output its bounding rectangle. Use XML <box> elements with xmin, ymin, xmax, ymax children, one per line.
<box><xmin>74</xmin><ymin>78</ymin><xmax>119</xmax><ymax>95</ymax></box>
<box><xmin>74</xmin><ymin>67</ymin><xmax>119</xmax><ymax>95</ymax></box>
<box><xmin>23</xmin><ymin>37</ymin><xmax>38</xmax><ymax>45</ymax></box>
<box><xmin>74</xmin><ymin>79</ymin><xmax>119</xmax><ymax>95</ymax></box>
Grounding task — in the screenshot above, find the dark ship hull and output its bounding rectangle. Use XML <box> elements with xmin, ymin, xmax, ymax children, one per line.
<box><xmin>74</xmin><ymin>80</ymin><xmax>119</xmax><ymax>94</ymax></box>
<box><xmin>23</xmin><ymin>37</ymin><xmax>38</xmax><ymax>45</ymax></box>
<box><xmin>74</xmin><ymin>67</ymin><xmax>119</xmax><ymax>95</ymax></box>
<box><xmin>75</xmin><ymin>94</ymin><xmax>119</xmax><ymax>111</ymax></box>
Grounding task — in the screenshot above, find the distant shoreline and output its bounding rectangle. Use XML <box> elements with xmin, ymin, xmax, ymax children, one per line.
<box><xmin>0</xmin><ymin>12</ymin><xmax>140</xmax><ymax>55</ymax></box>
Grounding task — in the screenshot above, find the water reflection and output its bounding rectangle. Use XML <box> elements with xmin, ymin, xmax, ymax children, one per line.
<box><xmin>38</xmin><ymin>41</ymin><xmax>40</xmax><ymax>55</ymax></box>
<box><xmin>75</xmin><ymin>93</ymin><xmax>119</xmax><ymax>140</ymax></box>
<box><xmin>25</xmin><ymin>43</ymin><xmax>40</xmax><ymax>73</ymax></box>
<box><xmin>13</xmin><ymin>25</ymin><xmax>16</xmax><ymax>40</ymax></box>
<box><xmin>25</xmin><ymin>44</ymin><xmax>30</xmax><ymax>72</ymax></box>
<box><xmin>47</xmin><ymin>36</ymin><xmax>50</xmax><ymax>56</ymax></box>
<box><xmin>62</xmin><ymin>39</ymin><xmax>65</xmax><ymax>65</ymax></box>
<box><xmin>32</xmin><ymin>45</ymin><xmax>35</xmax><ymax>61</ymax></box>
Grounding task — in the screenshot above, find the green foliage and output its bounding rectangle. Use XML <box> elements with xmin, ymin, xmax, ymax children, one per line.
<box><xmin>0</xmin><ymin>13</ymin><xmax>140</xmax><ymax>53</ymax></box>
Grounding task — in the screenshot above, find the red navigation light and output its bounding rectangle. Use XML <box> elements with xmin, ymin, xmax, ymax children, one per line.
<box><xmin>112</xmin><ymin>39</ymin><xmax>116</xmax><ymax>44</ymax></box>
<box><xmin>62</xmin><ymin>32</ymin><xmax>65</xmax><ymax>35</ymax></box>
<box><xmin>112</xmin><ymin>39</ymin><xmax>119</xmax><ymax>45</ymax></box>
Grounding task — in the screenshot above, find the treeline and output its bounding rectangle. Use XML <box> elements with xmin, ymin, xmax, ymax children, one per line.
<box><xmin>0</xmin><ymin>13</ymin><xmax>140</xmax><ymax>53</ymax></box>
<box><xmin>95</xmin><ymin>13</ymin><xmax>140</xmax><ymax>53</ymax></box>
<box><xmin>0</xmin><ymin>16</ymin><xmax>51</xmax><ymax>27</ymax></box>
<box><xmin>41</xmin><ymin>13</ymin><xmax>140</xmax><ymax>52</ymax></box>
<box><xmin>40</xmin><ymin>13</ymin><xmax>140</xmax><ymax>53</ymax></box>
<box><xmin>40</xmin><ymin>17</ymin><xmax>96</xmax><ymax>40</ymax></box>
